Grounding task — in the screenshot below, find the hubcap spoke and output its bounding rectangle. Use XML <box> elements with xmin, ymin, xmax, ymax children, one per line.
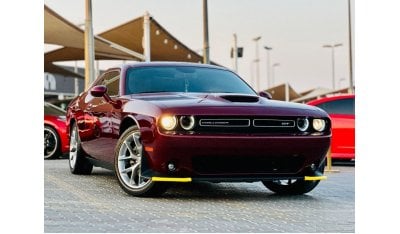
<box><xmin>69</xmin><ymin>128</ymin><xmax>78</xmax><ymax>168</ymax></box>
<box><xmin>117</xmin><ymin>130</ymin><xmax>151</xmax><ymax>189</ymax></box>
<box><xmin>133</xmin><ymin>133</ymin><xmax>142</xmax><ymax>152</ymax></box>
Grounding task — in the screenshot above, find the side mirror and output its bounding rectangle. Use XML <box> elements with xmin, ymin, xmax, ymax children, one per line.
<box><xmin>259</xmin><ymin>91</ymin><xmax>272</xmax><ymax>99</ymax></box>
<box><xmin>90</xmin><ymin>85</ymin><xmax>122</xmax><ymax>109</ymax></box>
<box><xmin>90</xmin><ymin>85</ymin><xmax>107</xmax><ymax>97</ymax></box>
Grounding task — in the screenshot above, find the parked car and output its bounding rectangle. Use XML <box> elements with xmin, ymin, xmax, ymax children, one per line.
<box><xmin>307</xmin><ymin>94</ymin><xmax>355</xmax><ymax>160</ymax></box>
<box><xmin>44</xmin><ymin>102</ymin><xmax>69</xmax><ymax>159</ymax></box>
<box><xmin>66</xmin><ymin>62</ymin><xmax>331</xmax><ymax>196</ymax></box>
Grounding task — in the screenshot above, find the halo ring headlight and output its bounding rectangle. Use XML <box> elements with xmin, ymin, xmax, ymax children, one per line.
<box><xmin>160</xmin><ymin>115</ymin><xmax>177</xmax><ymax>131</ymax></box>
<box><xmin>179</xmin><ymin>115</ymin><xmax>195</xmax><ymax>130</ymax></box>
<box><xmin>297</xmin><ymin>118</ymin><xmax>309</xmax><ymax>132</ymax></box>
<box><xmin>312</xmin><ymin>119</ymin><xmax>326</xmax><ymax>132</ymax></box>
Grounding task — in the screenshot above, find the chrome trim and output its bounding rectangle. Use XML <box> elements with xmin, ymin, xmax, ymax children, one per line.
<box><xmin>253</xmin><ymin>119</ymin><xmax>295</xmax><ymax>128</ymax></box>
<box><xmin>179</xmin><ymin>115</ymin><xmax>195</xmax><ymax>130</ymax></box>
<box><xmin>199</xmin><ymin>119</ymin><xmax>251</xmax><ymax>127</ymax></box>
<box><xmin>297</xmin><ymin>118</ymin><xmax>309</xmax><ymax>132</ymax></box>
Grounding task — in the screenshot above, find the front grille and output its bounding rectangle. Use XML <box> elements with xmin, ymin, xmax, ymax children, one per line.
<box><xmin>199</xmin><ymin>119</ymin><xmax>250</xmax><ymax>127</ymax></box>
<box><xmin>253</xmin><ymin>119</ymin><xmax>295</xmax><ymax>127</ymax></box>
<box><xmin>192</xmin><ymin>155</ymin><xmax>304</xmax><ymax>175</ymax></box>
<box><xmin>195</xmin><ymin>116</ymin><xmax>299</xmax><ymax>135</ymax></box>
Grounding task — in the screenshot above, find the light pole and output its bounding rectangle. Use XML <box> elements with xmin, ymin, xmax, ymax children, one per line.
<box><xmin>232</xmin><ymin>33</ymin><xmax>238</xmax><ymax>72</ymax></box>
<box><xmin>322</xmin><ymin>43</ymin><xmax>342</xmax><ymax>90</ymax></box>
<box><xmin>264</xmin><ymin>46</ymin><xmax>272</xmax><ymax>88</ymax></box>
<box><xmin>202</xmin><ymin>0</ymin><xmax>210</xmax><ymax>64</ymax></box>
<box><xmin>271</xmin><ymin>62</ymin><xmax>280</xmax><ymax>87</ymax></box>
<box><xmin>348</xmin><ymin>0</ymin><xmax>354</xmax><ymax>93</ymax></box>
<box><xmin>84</xmin><ymin>0</ymin><xmax>95</xmax><ymax>90</ymax></box>
<box><xmin>253</xmin><ymin>36</ymin><xmax>261</xmax><ymax>91</ymax></box>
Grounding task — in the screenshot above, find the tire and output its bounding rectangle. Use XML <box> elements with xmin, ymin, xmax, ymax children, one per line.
<box><xmin>262</xmin><ymin>179</ymin><xmax>320</xmax><ymax>195</ymax></box>
<box><xmin>114</xmin><ymin>126</ymin><xmax>168</xmax><ymax>197</ymax></box>
<box><xmin>262</xmin><ymin>163</ymin><xmax>325</xmax><ymax>195</ymax></box>
<box><xmin>44</xmin><ymin>125</ymin><xmax>61</xmax><ymax>159</ymax></box>
<box><xmin>69</xmin><ymin>123</ymin><xmax>93</xmax><ymax>175</ymax></box>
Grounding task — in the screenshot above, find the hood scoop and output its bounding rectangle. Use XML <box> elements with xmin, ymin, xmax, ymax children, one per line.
<box><xmin>220</xmin><ymin>95</ymin><xmax>259</xmax><ymax>103</ymax></box>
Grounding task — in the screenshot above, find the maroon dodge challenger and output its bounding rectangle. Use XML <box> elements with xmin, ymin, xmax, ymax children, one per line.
<box><xmin>66</xmin><ymin>62</ymin><xmax>331</xmax><ymax>196</ymax></box>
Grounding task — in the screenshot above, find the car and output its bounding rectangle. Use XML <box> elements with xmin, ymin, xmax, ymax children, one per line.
<box><xmin>66</xmin><ymin>62</ymin><xmax>331</xmax><ymax>196</ymax></box>
<box><xmin>307</xmin><ymin>94</ymin><xmax>355</xmax><ymax>161</ymax></box>
<box><xmin>44</xmin><ymin>102</ymin><xmax>69</xmax><ymax>159</ymax></box>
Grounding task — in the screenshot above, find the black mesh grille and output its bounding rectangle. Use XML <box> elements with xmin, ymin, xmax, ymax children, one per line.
<box><xmin>192</xmin><ymin>155</ymin><xmax>304</xmax><ymax>175</ymax></box>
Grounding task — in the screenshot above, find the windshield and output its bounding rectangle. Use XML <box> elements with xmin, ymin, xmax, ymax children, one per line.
<box><xmin>125</xmin><ymin>66</ymin><xmax>256</xmax><ymax>95</ymax></box>
<box><xmin>44</xmin><ymin>102</ymin><xmax>66</xmax><ymax>116</ymax></box>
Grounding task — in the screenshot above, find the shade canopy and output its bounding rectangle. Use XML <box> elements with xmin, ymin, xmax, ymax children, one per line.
<box><xmin>44</xmin><ymin>5</ymin><xmax>208</xmax><ymax>78</ymax></box>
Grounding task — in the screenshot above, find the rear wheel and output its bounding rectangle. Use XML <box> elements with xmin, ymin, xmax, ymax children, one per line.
<box><xmin>44</xmin><ymin>126</ymin><xmax>60</xmax><ymax>159</ymax></box>
<box><xmin>69</xmin><ymin>123</ymin><xmax>93</xmax><ymax>175</ymax></box>
<box><xmin>114</xmin><ymin>126</ymin><xmax>168</xmax><ymax>196</ymax></box>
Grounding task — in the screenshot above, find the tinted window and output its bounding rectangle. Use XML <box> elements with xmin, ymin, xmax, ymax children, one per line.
<box><xmin>44</xmin><ymin>103</ymin><xmax>66</xmax><ymax>116</ymax></box>
<box><xmin>101</xmin><ymin>71</ymin><xmax>120</xmax><ymax>96</ymax></box>
<box><xmin>125</xmin><ymin>66</ymin><xmax>255</xmax><ymax>95</ymax></box>
<box><xmin>316</xmin><ymin>97</ymin><xmax>355</xmax><ymax>115</ymax></box>
<box><xmin>93</xmin><ymin>70</ymin><xmax>120</xmax><ymax>96</ymax></box>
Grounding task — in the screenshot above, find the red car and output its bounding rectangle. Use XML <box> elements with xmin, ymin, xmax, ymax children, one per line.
<box><xmin>66</xmin><ymin>62</ymin><xmax>331</xmax><ymax>196</ymax></box>
<box><xmin>307</xmin><ymin>94</ymin><xmax>355</xmax><ymax>160</ymax></box>
<box><xmin>44</xmin><ymin>102</ymin><xmax>69</xmax><ymax>159</ymax></box>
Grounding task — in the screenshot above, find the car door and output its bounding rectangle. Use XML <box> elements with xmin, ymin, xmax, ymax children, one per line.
<box><xmin>81</xmin><ymin>69</ymin><xmax>121</xmax><ymax>164</ymax></box>
<box><xmin>317</xmin><ymin>97</ymin><xmax>355</xmax><ymax>159</ymax></box>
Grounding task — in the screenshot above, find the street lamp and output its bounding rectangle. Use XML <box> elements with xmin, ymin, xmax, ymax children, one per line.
<box><xmin>253</xmin><ymin>36</ymin><xmax>262</xmax><ymax>91</ymax></box>
<box><xmin>271</xmin><ymin>62</ymin><xmax>280</xmax><ymax>87</ymax></box>
<box><xmin>322</xmin><ymin>43</ymin><xmax>342</xmax><ymax>90</ymax></box>
<box><xmin>264</xmin><ymin>46</ymin><xmax>272</xmax><ymax>88</ymax></box>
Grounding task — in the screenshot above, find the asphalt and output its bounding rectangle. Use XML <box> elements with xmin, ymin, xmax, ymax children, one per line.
<box><xmin>44</xmin><ymin>158</ymin><xmax>354</xmax><ymax>233</ymax></box>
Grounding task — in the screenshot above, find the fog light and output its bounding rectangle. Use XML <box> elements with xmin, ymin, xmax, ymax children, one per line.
<box><xmin>310</xmin><ymin>163</ymin><xmax>316</xmax><ymax>170</ymax></box>
<box><xmin>167</xmin><ymin>163</ymin><xmax>176</xmax><ymax>172</ymax></box>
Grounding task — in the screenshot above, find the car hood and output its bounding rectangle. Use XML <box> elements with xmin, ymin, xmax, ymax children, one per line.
<box><xmin>123</xmin><ymin>92</ymin><xmax>328</xmax><ymax>117</ymax></box>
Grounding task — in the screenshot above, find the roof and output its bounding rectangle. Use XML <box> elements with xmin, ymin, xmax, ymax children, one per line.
<box><xmin>265</xmin><ymin>83</ymin><xmax>301</xmax><ymax>101</ymax></box>
<box><xmin>291</xmin><ymin>87</ymin><xmax>350</xmax><ymax>103</ymax></box>
<box><xmin>44</xmin><ymin>5</ymin><xmax>213</xmax><ymax>78</ymax></box>
<box><xmin>122</xmin><ymin>61</ymin><xmax>226</xmax><ymax>69</ymax></box>
<box><xmin>306</xmin><ymin>94</ymin><xmax>355</xmax><ymax>105</ymax></box>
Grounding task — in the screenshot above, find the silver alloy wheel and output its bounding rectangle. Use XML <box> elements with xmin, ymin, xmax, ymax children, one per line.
<box><xmin>117</xmin><ymin>132</ymin><xmax>151</xmax><ymax>189</ymax></box>
<box><xmin>69</xmin><ymin>127</ymin><xmax>78</xmax><ymax>169</ymax></box>
<box><xmin>44</xmin><ymin>127</ymin><xmax>58</xmax><ymax>158</ymax></box>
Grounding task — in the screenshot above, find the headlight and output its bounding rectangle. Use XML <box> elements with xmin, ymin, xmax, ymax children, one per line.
<box><xmin>160</xmin><ymin>115</ymin><xmax>177</xmax><ymax>131</ymax></box>
<box><xmin>297</xmin><ymin>118</ymin><xmax>309</xmax><ymax>132</ymax></box>
<box><xmin>179</xmin><ymin>115</ymin><xmax>195</xmax><ymax>130</ymax></box>
<box><xmin>312</xmin><ymin>119</ymin><xmax>326</xmax><ymax>132</ymax></box>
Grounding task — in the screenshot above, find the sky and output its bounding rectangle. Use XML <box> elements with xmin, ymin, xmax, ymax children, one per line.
<box><xmin>44</xmin><ymin>0</ymin><xmax>353</xmax><ymax>93</ymax></box>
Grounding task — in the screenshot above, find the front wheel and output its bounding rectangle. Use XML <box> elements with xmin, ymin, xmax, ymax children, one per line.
<box><xmin>262</xmin><ymin>179</ymin><xmax>320</xmax><ymax>195</ymax></box>
<box><xmin>44</xmin><ymin>125</ymin><xmax>60</xmax><ymax>159</ymax></box>
<box><xmin>263</xmin><ymin>161</ymin><xmax>325</xmax><ymax>195</ymax></box>
<box><xmin>114</xmin><ymin>126</ymin><xmax>168</xmax><ymax>197</ymax></box>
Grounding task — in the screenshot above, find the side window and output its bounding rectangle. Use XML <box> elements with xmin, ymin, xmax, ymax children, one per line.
<box><xmin>316</xmin><ymin>97</ymin><xmax>355</xmax><ymax>115</ymax></box>
<box><xmin>101</xmin><ymin>71</ymin><xmax>120</xmax><ymax>96</ymax></box>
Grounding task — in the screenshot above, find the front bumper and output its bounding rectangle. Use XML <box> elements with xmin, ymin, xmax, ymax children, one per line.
<box><xmin>151</xmin><ymin>174</ymin><xmax>327</xmax><ymax>183</ymax></box>
<box><xmin>141</xmin><ymin>132</ymin><xmax>330</xmax><ymax>181</ymax></box>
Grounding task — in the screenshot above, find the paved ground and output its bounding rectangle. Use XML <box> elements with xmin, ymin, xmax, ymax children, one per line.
<box><xmin>44</xmin><ymin>159</ymin><xmax>354</xmax><ymax>233</ymax></box>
